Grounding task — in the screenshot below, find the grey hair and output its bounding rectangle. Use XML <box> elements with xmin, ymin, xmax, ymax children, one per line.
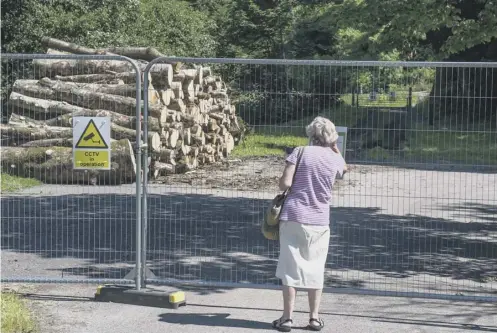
<box><xmin>305</xmin><ymin>116</ymin><xmax>339</xmax><ymax>146</ymax></box>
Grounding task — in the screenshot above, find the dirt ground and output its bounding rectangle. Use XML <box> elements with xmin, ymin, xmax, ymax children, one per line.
<box><xmin>158</xmin><ymin>156</ymin><xmax>367</xmax><ymax>192</ymax></box>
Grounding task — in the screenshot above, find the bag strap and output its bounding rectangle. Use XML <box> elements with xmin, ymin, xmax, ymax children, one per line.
<box><xmin>288</xmin><ymin>146</ymin><xmax>304</xmax><ymax>193</ymax></box>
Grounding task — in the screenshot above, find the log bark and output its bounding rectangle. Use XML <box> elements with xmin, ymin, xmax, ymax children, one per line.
<box><xmin>169</xmin><ymin>82</ymin><xmax>184</xmax><ymax>99</ymax></box>
<box><xmin>54</xmin><ymin>72</ymin><xmax>144</xmax><ymax>84</ymax></box>
<box><xmin>20</xmin><ymin>138</ymin><xmax>74</xmax><ymax>147</ymax></box>
<box><xmin>8</xmin><ymin>113</ymin><xmax>45</xmax><ymax>127</ymax></box>
<box><xmin>12</xmin><ymin>80</ymin><xmax>162</xmax><ymax>117</ymax></box>
<box><xmin>159</xmin><ymin>89</ymin><xmax>173</xmax><ymax>106</ymax></box>
<box><xmin>8</xmin><ymin>92</ymin><xmax>84</xmax><ymax>119</ymax></box>
<box><xmin>151</xmin><ymin>161</ymin><xmax>175</xmax><ymax>178</ymax></box>
<box><xmin>169</xmin><ymin>98</ymin><xmax>186</xmax><ymax>113</ymax></box>
<box><xmin>45</xmin><ymin>109</ymin><xmax>160</xmax><ymax>132</ymax></box>
<box><xmin>110</xmin><ymin>124</ymin><xmax>161</xmax><ymax>153</ymax></box>
<box><xmin>1</xmin><ymin>139</ymin><xmax>136</xmax><ymax>185</ymax></box>
<box><xmin>157</xmin><ymin>148</ymin><xmax>176</xmax><ymax>165</ymax></box>
<box><xmin>183</xmin><ymin>79</ymin><xmax>195</xmax><ymax>102</ymax></box>
<box><xmin>33</xmin><ymin>49</ymin><xmax>135</xmax><ymax>77</ymax></box>
<box><xmin>0</xmin><ymin>123</ymin><xmax>72</xmax><ymax>146</ymax></box>
<box><xmin>19</xmin><ymin>78</ymin><xmax>143</xmax><ymax>98</ymax></box>
<box><xmin>149</xmin><ymin>64</ymin><xmax>173</xmax><ymax>89</ymax></box>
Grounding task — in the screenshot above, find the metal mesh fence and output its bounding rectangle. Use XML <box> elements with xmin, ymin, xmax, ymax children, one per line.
<box><xmin>143</xmin><ymin>58</ymin><xmax>497</xmax><ymax>300</ymax></box>
<box><xmin>1</xmin><ymin>54</ymin><xmax>142</xmax><ymax>284</ymax></box>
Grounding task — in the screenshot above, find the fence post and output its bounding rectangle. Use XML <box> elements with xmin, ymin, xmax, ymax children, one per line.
<box><xmin>408</xmin><ymin>86</ymin><xmax>413</xmax><ymax>113</ymax></box>
<box><xmin>0</xmin><ymin>53</ymin><xmax>142</xmax><ymax>288</ymax></box>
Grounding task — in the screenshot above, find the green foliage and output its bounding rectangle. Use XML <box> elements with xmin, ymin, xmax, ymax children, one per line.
<box><xmin>1</xmin><ymin>173</ymin><xmax>42</xmax><ymax>193</ymax></box>
<box><xmin>1</xmin><ymin>0</ymin><xmax>496</xmax><ymax>126</ymax></box>
<box><xmin>1</xmin><ymin>292</ymin><xmax>36</xmax><ymax>333</ymax></box>
<box><xmin>130</xmin><ymin>0</ymin><xmax>217</xmax><ymax>57</ymax></box>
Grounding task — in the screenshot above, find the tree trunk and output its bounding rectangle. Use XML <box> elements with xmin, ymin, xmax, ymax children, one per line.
<box><xmin>151</xmin><ymin>161</ymin><xmax>175</xmax><ymax>179</ymax></box>
<box><xmin>54</xmin><ymin>72</ymin><xmax>144</xmax><ymax>84</ymax></box>
<box><xmin>1</xmin><ymin>139</ymin><xmax>136</xmax><ymax>185</ymax></box>
<box><xmin>20</xmin><ymin>138</ymin><xmax>74</xmax><ymax>147</ymax></box>
<box><xmin>33</xmin><ymin>49</ymin><xmax>136</xmax><ymax>77</ymax></box>
<box><xmin>8</xmin><ymin>113</ymin><xmax>45</xmax><ymax>127</ymax></box>
<box><xmin>8</xmin><ymin>92</ymin><xmax>81</xmax><ymax>119</ymax></box>
<box><xmin>12</xmin><ymin>79</ymin><xmax>162</xmax><ymax>117</ymax></box>
<box><xmin>45</xmin><ymin>109</ymin><xmax>160</xmax><ymax>131</ymax></box>
<box><xmin>110</xmin><ymin>123</ymin><xmax>161</xmax><ymax>153</ymax></box>
<box><xmin>0</xmin><ymin>123</ymin><xmax>73</xmax><ymax>146</ymax></box>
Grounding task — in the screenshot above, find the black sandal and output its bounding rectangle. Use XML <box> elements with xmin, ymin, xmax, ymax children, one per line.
<box><xmin>308</xmin><ymin>318</ymin><xmax>324</xmax><ymax>331</ymax></box>
<box><xmin>272</xmin><ymin>317</ymin><xmax>293</xmax><ymax>332</ymax></box>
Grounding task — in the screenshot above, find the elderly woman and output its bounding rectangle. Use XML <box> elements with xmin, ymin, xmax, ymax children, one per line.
<box><xmin>272</xmin><ymin>116</ymin><xmax>347</xmax><ymax>332</ymax></box>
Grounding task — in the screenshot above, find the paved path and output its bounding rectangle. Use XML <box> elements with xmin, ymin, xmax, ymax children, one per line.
<box><xmin>12</xmin><ymin>283</ymin><xmax>497</xmax><ymax>333</ymax></box>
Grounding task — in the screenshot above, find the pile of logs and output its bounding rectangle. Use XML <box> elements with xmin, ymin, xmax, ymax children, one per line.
<box><xmin>1</xmin><ymin>37</ymin><xmax>241</xmax><ymax>185</ymax></box>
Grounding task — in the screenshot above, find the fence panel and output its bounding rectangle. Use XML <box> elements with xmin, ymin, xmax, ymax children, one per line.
<box><xmin>142</xmin><ymin>58</ymin><xmax>497</xmax><ymax>301</ymax></box>
<box><xmin>1</xmin><ymin>54</ymin><xmax>143</xmax><ymax>286</ymax></box>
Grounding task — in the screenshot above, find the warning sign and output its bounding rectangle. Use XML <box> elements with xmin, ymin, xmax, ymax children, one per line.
<box><xmin>73</xmin><ymin>117</ymin><xmax>111</xmax><ymax>170</ymax></box>
<box><xmin>74</xmin><ymin>150</ymin><xmax>110</xmax><ymax>169</ymax></box>
<box><xmin>75</xmin><ymin>119</ymin><xmax>109</xmax><ymax>149</ymax></box>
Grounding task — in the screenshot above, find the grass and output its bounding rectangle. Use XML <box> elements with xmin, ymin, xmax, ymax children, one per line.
<box><xmin>341</xmin><ymin>93</ymin><xmax>419</xmax><ymax>108</ymax></box>
<box><xmin>232</xmin><ymin>102</ymin><xmax>496</xmax><ymax>166</ymax></box>
<box><xmin>232</xmin><ymin>134</ymin><xmax>307</xmax><ymax>157</ymax></box>
<box><xmin>404</xmin><ymin>129</ymin><xmax>497</xmax><ymax>165</ymax></box>
<box><xmin>1</xmin><ymin>292</ymin><xmax>36</xmax><ymax>333</ymax></box>
<box><xmin>0</xmin><ymin>173</ymin><xmax>41</xmax><ymax>193</ymax></box>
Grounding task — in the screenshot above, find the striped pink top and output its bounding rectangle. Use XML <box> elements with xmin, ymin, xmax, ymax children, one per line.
<box><xmin>279</xmin><ymin>145</ymin><xmax>345</xmax><ymax>226</ymax></box>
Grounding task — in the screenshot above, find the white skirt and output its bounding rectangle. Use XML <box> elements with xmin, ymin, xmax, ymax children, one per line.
<box><xmin>276</xmin><ymin>221</ymin><xmax>330</xmax><ymax>289</ymax></box>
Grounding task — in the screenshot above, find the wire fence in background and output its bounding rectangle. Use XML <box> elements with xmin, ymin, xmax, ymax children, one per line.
<box><xmin>142</xmin><ymin>58</ymin><xmax>497</xmax><ymax>301</ymax></box>
<box><xmin>0</xmin><ymin>54</ymin><xmax>143</xmax><ymax>286</ymax></box>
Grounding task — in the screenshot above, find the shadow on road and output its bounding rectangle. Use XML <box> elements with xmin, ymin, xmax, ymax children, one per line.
<box><xmin>158</xmin><ymin>313</ymin><xmax>269</xmax><ymax>330</ymax></box>
<box><xmin>1</xmin><ymin>191</ymin><xmax>496</xmax><ymax>296</ymax></box>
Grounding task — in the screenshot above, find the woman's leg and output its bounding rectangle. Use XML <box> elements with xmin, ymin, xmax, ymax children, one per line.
<box><xmin>307</xmin><ymin>288</ymin><xmax>323</xmax><ymax>319</ymax></box>
<box><xmin>282</xmin><ymin>285</ymin><xmax>296</xmax><ymax>319</ymax></box>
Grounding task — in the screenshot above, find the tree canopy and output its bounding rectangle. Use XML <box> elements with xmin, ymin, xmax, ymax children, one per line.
<box><xmin>2</xmin><ymin>0</ymin><xmax>496</xmax><ymax>124</ymax></box>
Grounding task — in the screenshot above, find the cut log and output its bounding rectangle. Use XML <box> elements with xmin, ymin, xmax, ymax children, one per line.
<box><xmin>1</xmin><ymin>139</ymin><xmax>136</xmax><ymax>185</ymax></box>
<box><xmin>33</xmin><ymin>49</ymin><xmax>135</xmax><ymax>77</ymax></box>
<box><xmin>195</xmin><ymin>66</ymin><xmax>203</xmax><ymax>85</ymax></box>
<box><xmin>166</xmin><ymin>128</ymin><xmax>180</xmax><ymax>148</ymax></box>
<box><xmin>45</xmin><ymin>109</ymin><xmax>160</xmax><ymax>132</ymax></box>
<box><xmin>149</xmin><ymin>64</ymin><xmax>174</xmax><ymax>89</ymax></box>
<box><xmin>20</xmin><ymin>138</ymin><xmax>74</xmax><ymax>148</ymax></box>
<box><xmin>202</xmin><ymin>67</ymin><xmax>212</xmax><ymax>77</ymax></box>
<box><xmin>54</xmin><ymin>72</ymin><xmax>145</xmax><ymax>84</ymax></box>
<box><xmin>223</xmin><ymin>132</ymin><xmax>235</xmax><ymax>156</ymax></box>
<box><xmin>180</xmin><ymin>69</ymin><xmax>197</xmax><ymax>80</ymax></box>
<box><xmin>183</xmin><ymin>79</ymin><xmax>195</xmax><ymax>103</ymax></box>
<box><xmin>0</xmin><ymin>123</ymin><xmax>72</xmax><ymax>145</ymax></box>
<box><xmin>169</xmin><ymin>82</ymin><xmax>184</xmax><ymax>99</ymax></box>
<box><xmin>169</xmin><ymin>98</ymin><xmax>186</xmax><ymax>113</ymax></box>
<box><xmin>159</xmin><ymin>89</ymin><xmax>173</xmax><ymax>106</ymax></box>
<box><xmin>12</xmin><ymin>80</ymin><xmax>163</xmax><ymax>117</ymax></box>
<box><xmin>8</xmin><ymin>113</ymin><xmax>45</xmax><ymax>127</ymax></box>
<box><xmin>110</xmin><ymin>124</ymin><xmax>161</xmax><ymax>153</ymax></box>
<box><xmin>182</xmin><ymin>128</ymin><xmax>191</xmax><ymax>145</ymax></box>
<box><xmin>8</xmin><ymin>92</ymin><xmax>80</xmax><ymax>119</ymax></box>
<box><xmin>18</xmin><ymin>78</ymin><xmax>160</xmax><ymax>102</ymax></box>
<box><xmin>152</xmin><ymin>161</ymin><xmax>175</xmax><ymax>179</ymax></box>
<box><xmin>157</xmin><ymin>148</ymin><xmax>176</xmax><ymax>165</ymax></box>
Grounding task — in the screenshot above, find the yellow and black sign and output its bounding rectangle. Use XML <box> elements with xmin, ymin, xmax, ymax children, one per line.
<box><xmin>74</xmin><ymin>150</ymin><xmax>110</xmax><ymax>169</ymax></box>
<box><xmin>74</xmin><ymin>119</ymin><xmax>109</xmax><ymax>149</ymax></box>
<box><xmin>73</xmin><ymin>117</ymin><xmax>111</xmax><ymax>170</ymax></box>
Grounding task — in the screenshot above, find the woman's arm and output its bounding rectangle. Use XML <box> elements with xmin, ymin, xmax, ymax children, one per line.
<box><xmin>331</xmin><ymin>142</ymin><xmax>348</xmax><ymax>173</ymax></box>
<box><xmin>279</xmin><ymin>162</ymin><xmax>296</xmax><ymax>191</ymax></box>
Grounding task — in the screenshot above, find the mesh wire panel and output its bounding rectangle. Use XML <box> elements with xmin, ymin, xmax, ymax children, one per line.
<box><xmin>143</xmin><ymin>58</ymin><xmax>497</xmax><ymax>300</ymax></box>
<box><xmin>1</xmin><ymin>54</ymin><xmax>142</xmax><ymax>284</ymax></box>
